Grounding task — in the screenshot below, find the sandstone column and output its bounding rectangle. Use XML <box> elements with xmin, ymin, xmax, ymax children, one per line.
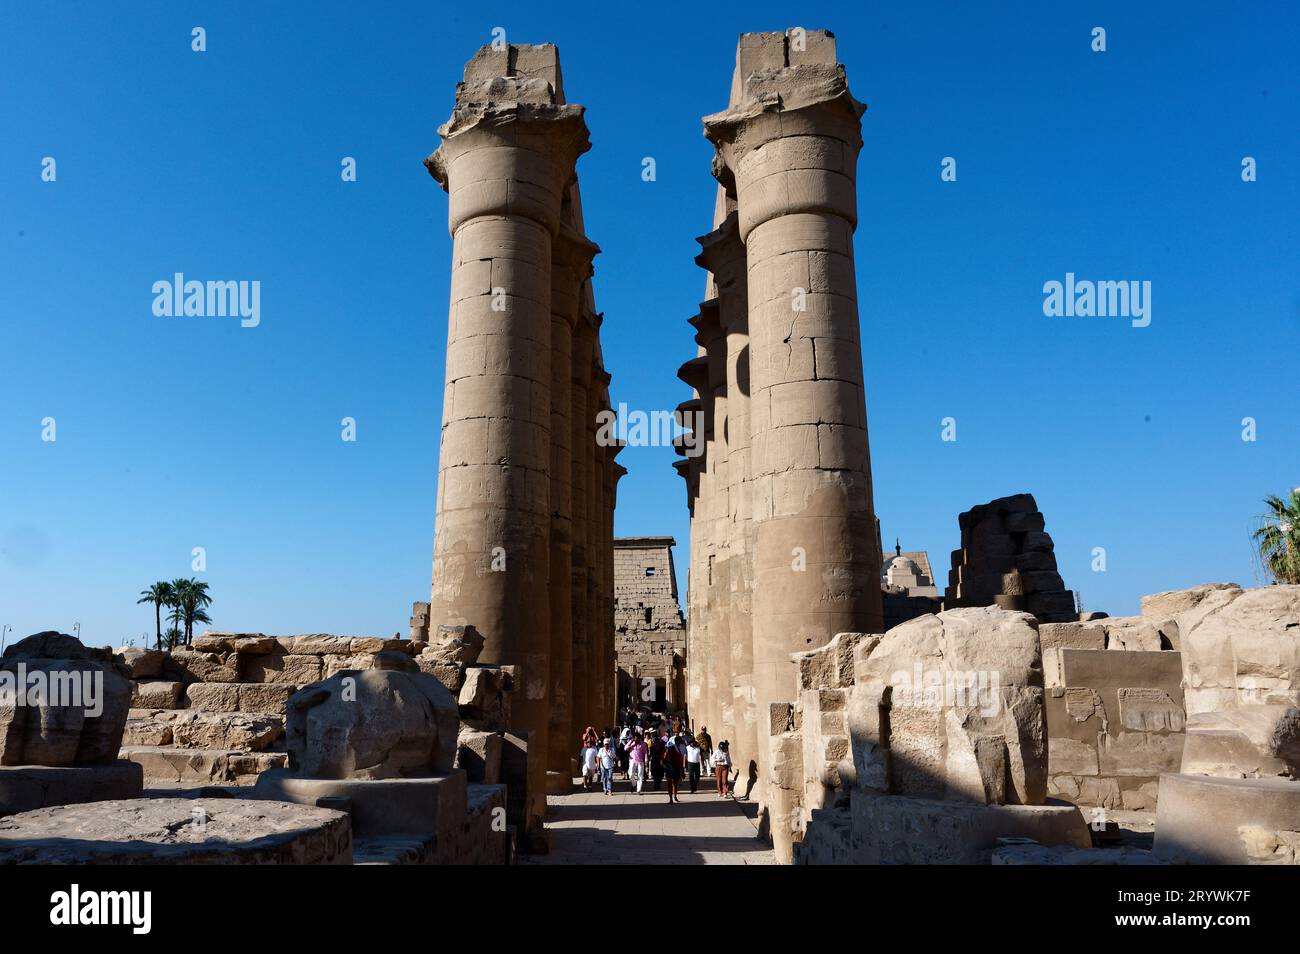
<box><xmin>587</xmin><ymin>366</ymin><xmax>611</xmax><ymax>727</ymax></box>
<box><xmin>704</xmin><ymin>31</ymin><xmax>883</xmax><ymax>824</ymax></box>
<box><xmin>547</xmin><ymin>226</ymin><xmax>599</xmax><ymax>782</ymax></box>
<box><xmin>426</xmin><ymin>44</ymin><xmax>589</xmax><ymax>843</ymax></box>
<box><xmin>569</xmin><ymin>313</ymin><xmax>595</xmax><ymax>736</ymax></box>
<box><xmin>696</xmin><ymin>209</ymin><xmax>756</xmax><ymax>771</ymax></box>
<box><xmin>694</xmin><ymin>301</ymin><xmax>730</xmax><ymax>743</ymax></box>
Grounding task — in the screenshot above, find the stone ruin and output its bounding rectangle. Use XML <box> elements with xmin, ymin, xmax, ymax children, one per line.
<box><xmin>945</xmin><ymin>494</ymin><xmax>1077</xmax><ymax>622</ymax></box>
<box><xmin>418</xmin><ymin>40</ymin><xmax>622</xmax><ymax>840</ymax></box>
<box><xmin>777</xmin><ymin>582</ymin><xmax>1300</xmax><ymax>865</ymax></box>
<box><xmin>3</xmin><ymin>30</ymin><xmax>1297</xmax><ymax>870</ymax></box>
<box><xmin>613</xmin><ymin>536</ymin><xmax>687</xmax><ymax>712</ymax></box>
<box><xmin>678</xmin><ymin>27</ymin><xmax>885</xmax><ymax>823</ymax></box>
<box><xmin>0</xmin><ymin>632</ymin><xmax>142</xmax><ymax>816</ymax></box>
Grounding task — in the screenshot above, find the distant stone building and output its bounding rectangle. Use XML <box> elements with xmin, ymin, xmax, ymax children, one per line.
<box><xmin>614</xmin><ymin>537</ymin><xmax>686</xmax><ymax>712</ymax></box>
<box><xmin>880</xmin><ymin>542</ymin><xmax>942</xmax><ymax>629</ymax></box>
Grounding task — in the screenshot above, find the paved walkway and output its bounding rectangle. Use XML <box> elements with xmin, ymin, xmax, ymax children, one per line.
<box><xmin>524</xmin><ymin>776</ymin><xmax>776</xmax><ymax>865</ymax></box>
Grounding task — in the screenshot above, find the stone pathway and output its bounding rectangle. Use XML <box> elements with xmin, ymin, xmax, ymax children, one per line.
<box><xmin>524</xmin><ymin>778</ymin><xmax>776</xmax><ymax>865</ymax></box>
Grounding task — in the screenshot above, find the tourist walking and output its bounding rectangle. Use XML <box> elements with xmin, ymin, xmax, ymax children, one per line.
<box><xmin>580</xmin><ymin>740</ymin><xmax>599</xmax><ymax>792</ymax></box>
<box><xmin>696</xmin><ymin>724</ymin><xmax>713</xmax><ymax>769</ymax></box>
<box><xmin>685</xmin><ymin>737</ymin><xmax>702</xmax><ymax>794</ymax></box>
<box><xmin>663</xmin><ymin>734</ymin><xmax>684</xmax><ymax>803</ymax></box>
<box><xmin>599</xmin><ymin>738</ymin><xmax>616</xmax><ymax>795</ymax></box>
<box><xmin>649</xmin><ymin>732</ymin><xmax>666</xmax><ymax>790</ymax></box>
<box><xmin>625</xmin><ymin>730</ymin><xmax>648</xmax><ymax>794</ymax></box>
<box><xmin>713</xmin><ymin>740</ymin><xmax>731</xmax><ymax>797</ymax></box>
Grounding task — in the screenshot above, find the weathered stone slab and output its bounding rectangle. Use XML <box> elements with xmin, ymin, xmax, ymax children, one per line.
<box><xmin>0</xmin><ymin>797</ymin><xmax>351</xmax><ymax>864</ymax></box>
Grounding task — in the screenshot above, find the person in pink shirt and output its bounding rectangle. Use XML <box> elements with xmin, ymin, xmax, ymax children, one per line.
<box><xmin>624</xmin><ymin>730</ymin><xmax>649</xmax><ymax>795</ymax></box>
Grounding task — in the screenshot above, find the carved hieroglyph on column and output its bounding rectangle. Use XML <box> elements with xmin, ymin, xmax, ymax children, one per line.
<box><xmin>425</xmin><ymin>43</ymin><xmax>600</xmax><ymax>840</ymax></box>
<box><xmin>695</xmin><ymin>30</ymin><xmax>884</xmax><ymax>811</ymax></box>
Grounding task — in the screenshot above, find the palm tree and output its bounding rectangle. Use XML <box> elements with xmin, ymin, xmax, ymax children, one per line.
<box><xmin>1253</xmin><ymin>489</ymin><xmax>1300</xmax><ymax>585</ymax></box>
<box><xmin>137</xmin><ymin>581</ymin><xmax>175</xmax><ymax>651</ymax></box>
<box><xmin>173</xmin><ymin>578</ymin><xmax>213</xmax><ymax>646</ymax></box>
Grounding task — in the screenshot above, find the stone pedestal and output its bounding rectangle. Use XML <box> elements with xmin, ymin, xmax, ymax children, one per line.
<box><xmin>254</xmin><ymin>768</ymin><xmax>468</xmax><ymax>840</ymax></box>
<box><xmin>1154</xmin><ymin>773</ymin><xmax>1300</xmax><ymax>864</ymax></box>
<box><xmin>0</xmin><ymin>761</ymin><xmax>143</xmax><ymax>817</ymax></box>
<box><xmin>0</xmin><ymin>798</ymin><xmax>352</xmax><ymax>864</ymax></box>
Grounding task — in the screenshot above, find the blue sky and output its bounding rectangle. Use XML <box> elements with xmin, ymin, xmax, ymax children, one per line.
<box><xmin>1</xmin><ymin>1</ymin><xmax>1296</xmax><ymax>646</ymax></box>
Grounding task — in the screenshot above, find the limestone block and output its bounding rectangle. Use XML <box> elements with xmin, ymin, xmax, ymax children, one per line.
<box><xmin>1099</xmin><ymin>617</ymin><xmax>1163</xmax><ymax>652</ymax></box>
<box><xmin>847</xmin><ymin>607</ymin><xmax>1048</xmax><ymax>805</ymax></box>
<box><xmin>122</xmin><ymin>710</ymin><xmax>176</xmax><ymax>746</ymax></box>
<box><xmin>1098</xmin><ymin>731</ymin><xmax>1183</xmax><ymax>777</ymax></box>
<box><xmin>0</xmin><ymin>797</ymin><xmax>351</xmax><ymax>864</ymax></box>
<box><xmin>190</xmin><ymin>633</ymin><xmax>276</xmax><ymax>655</ymax></box>
<box><xmin>1049</xmin><ymin>738</ymin><xmax>1099</xmax><ymax>776</ymax></box>
<box><xmin>456</xmin><ymin>728</ymin><xmax>503</xmax><ymax>784</ymax></box>
<box><xmin>1155</xmin><ymin>774</ymin><xmax>1300</xmax><ymax>864</ymax></box>
<box><xmin>1117</xmin><ymin>687</ymin><xmax>1185</xmax><ymax>732</ymax></box>
<box><xmin>793</xmin><ymin>632</ymin><xmax>876</xmax><ymax>690</ymax></box>
<box><xmin>1177</xmin><ymin>585</ymin><xmax>1300</xmax><ymax>711</ymax></box>
<box><xmin>1140</xmin><ymin>582</ymin><xmax>1242</xmax><ymax>620</ymax></box>
<box><xmin>1238</xmin><ymin>825</ymin><xmax>1300</xmax><ymax>865</ymax></box>
<box><xmin>1038</xmin><ymin>623</ymin><xmax>1105</xmax><ymax>654</ymax></box>
<box><xmin>183</xmin><ymin>683</ymin><xmax>242</xmax><ymax>712</ymax></box>
<box><xmin>372</xmin><ymin>651</ymin><xmax>419</xmax><ymax>673</ymax></box>
<box><xmin>169</xmin><ymin>711</ymin><xmax>284</xmax><ymax>752</ymax></box>
<box><xmin>1120</xmin><ymin>781</ymin><xmax>1161</xmax><ymax>812</ymax></box>
<box><xmin>285</xmin><ymin>671</ymin><xmax>458</xmax><ymax>780</ymax></box>
<box><xmin>131</xmin><ymin>679</ymin><xmax>185</xmax><ymax>710</ymax></box>
<box><xmin>238</xmin><ymin>684</ymin><xmax>293</xmax><ymax>714</ymax></box>
<box><xmin>0</xmin><ymin>761</ymin><xmax>143</xmax><ymax>817</ymax></box>
<box><xmin>457</xmin><ymin>666</ymin><xmax>511</xmax><ymax>729</ymax></box>
<box><xmin>288</xmin><ymin>635</ymin><xmax>355</xmax><ymax>656</ymax></box>
<box><xmin>851</xmin><ymin>792</ymin><xmax>1090</xmax><ymax>864</ymax></box>
<box><xmin>167</xmin><ymin>649</ymin><xmax>240</xmax><ymax>683</ymax></box>
<box><xmin>1077</xmin><ymin>777</ymin><xmax>1122</xmax><ymax>809</ymax></box>
<box><xmin>242</xmin><ymin>653</ymin><xmax>324</xmax><ymax>686</ymax></box>
<box><xmin>0</xmin><ymin>632</ymin><xmax>132</xmax><ymax>767</ymax></box>
<box><xmin>423</xmin><ymin>624</ymin><xmax>486</xmax><ymax>665</ymax></box>
<box><xmin>1181</xmin><ymin>706</ymin><xmax>1300</xmax><ymax>778</ymax></box>
<box><xmin>349</xmin><ymin>637</ymin><xmax>408</xmax><ymax>655</ymax></box>
<box><xmin>116</xmin><ymin>648</ymin><xmax>165</xmax><ymax>678</ymax></box>
<box><xmin>416</xmin><ymin>657</ymin><xmax>465</xmax><ymax>693</ymax></box>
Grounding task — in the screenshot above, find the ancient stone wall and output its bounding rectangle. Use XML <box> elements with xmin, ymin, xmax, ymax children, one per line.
<box><xmin>945</xmin><ymin>494</ymin><xmax>1076</xmax><ymax>622</ymax></box>
<box><xmin>1041</xmin><ymin>622</ymin><xmax>1185</xmax><ymax>811</ymax></box>
<box><xmin>613</xmin><ymin>537</ymin><xmax>686</xmax><ymax>712</ymax></box>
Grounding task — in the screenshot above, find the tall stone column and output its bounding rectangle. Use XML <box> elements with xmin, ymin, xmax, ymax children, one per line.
<box><xmin>569</xmin><ymin>314</ymin><xmax>595</xmax><ymax>737</ymax></box>
<box><xmin>673</xmin><ymin>398</ymin><xmax>703</xmax><ymax>724</ymax></box>
<box><xmin>547</xmin><ymin>226</ymin><xmax>599</xmax><ymax>782</ymax></box>
<box><xmin>696</xmin><ymin>209</ymin><xmax>756</xmax><ymax>770</ymax></box>
<box><xmin>587</xmin><ymin>367</ymin><xmax>611</xmax><ymax>727</ymax></box>
<box><xmin>604</xmin><ymin>449</ymin><xmax>625</xmax><ymax>722</ymax></box>
<box><xmin>693</xmin><ymin>301</ymin><xmax>730</xmax><ymax>744</ymax></box>
<box><xmin>426</xmin><ymin>44</ymin><xmax>589</xmax><ymax>843</ymax></box>
<box><xmin>704</xmin><ymin>32</ymin><xmax>883</xmax><ymax>834</ymax></box>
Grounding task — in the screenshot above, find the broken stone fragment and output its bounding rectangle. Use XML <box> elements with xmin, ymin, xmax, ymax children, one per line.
<box><xmin>0</xmin><ymin>632</ymin><xmax>132</xmax><ymax>767</ymax></box>
<box><xmin>284</xmin><ymin>670</ymin><xmax>458</xmax><ymax>780</ymax></box>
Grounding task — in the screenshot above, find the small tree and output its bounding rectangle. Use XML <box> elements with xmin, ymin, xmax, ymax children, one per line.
<box><xmin>1253</xmin><ymin>489</ymin><xmax>1300</xmax><ymax>585</ymax></box>
<box><xmin>137</xmin><ymin>581</ymin><xmax>175</xmax><ymax>651</ymax></box>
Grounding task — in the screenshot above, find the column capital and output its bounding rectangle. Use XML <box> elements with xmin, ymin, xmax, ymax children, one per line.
<box><xmin>425</xmin><ymin>48</ymin><xmax>590</xmax><ymax>235</ymax></box>
<box><xmin>703</xmin><ymin>64</ymin><xmax>864</xmax><ymax>240</ymax></box>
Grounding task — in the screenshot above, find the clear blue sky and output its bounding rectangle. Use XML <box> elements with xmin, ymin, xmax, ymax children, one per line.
<box><xmin>2</xmin><ymin>2</ymin><xmax>1296</xmax><ymax>646</ymax></box>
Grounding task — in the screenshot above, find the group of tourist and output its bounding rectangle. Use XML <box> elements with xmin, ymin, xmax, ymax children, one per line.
<box><xmin>578</xmin><ymin>713</ymin><xmax>732</xmax><ymax>802</ymax></box>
